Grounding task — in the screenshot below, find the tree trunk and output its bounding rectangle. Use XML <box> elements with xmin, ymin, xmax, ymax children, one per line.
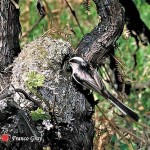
<box><xmin>0</xmin><ymin>0</ymin><xmax>21</xmax><ymax>71</ymax></box>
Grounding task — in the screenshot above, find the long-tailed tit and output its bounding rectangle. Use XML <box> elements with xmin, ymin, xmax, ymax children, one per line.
<box><xmin>69</xmin><ymin>57</ymin><xmax>139</xmax><ymax>121</ymax></box>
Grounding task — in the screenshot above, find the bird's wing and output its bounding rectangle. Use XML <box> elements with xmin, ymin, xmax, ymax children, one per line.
<box><xmin>92</xmin><ymin>68</ymin><xmax>105</xmax><ymax>90</ymax></box>
<box><xmin>73</xmin><ymin>69</ymin><xmax>139</xmax><ymax>121</ymax></box>
<box><xmin>88</xmin><ymin>74</ymin><xmax>139</xmax><ymax>121</ymax></box>
<box><xmin>73</xmin><ymin>71</ymin><xmax>102</xmax><ymax>94</ymax></box>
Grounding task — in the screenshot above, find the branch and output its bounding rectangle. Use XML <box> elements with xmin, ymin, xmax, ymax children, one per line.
<box><xmin>22</xmin><ymin>0</ymin><xmax>46</xmax><ymax>38</ymax></box>
<box><xmin>76</xmin><ymin>0</ymin><xmax>125</xmax><ymax>66</ymax></box>
<box><xmin>119</xmin><ymin>0</ymin><xmax>150</xmax><ymax>46</ymax></box>
<box><xmin>64</xmin><ymin>0</ymin><xmax>84</xmax><ymax>35</ymax></box>
<box><xmin>0</xmin><ymin>86</ymin><xmax>42</xmax><ymax>108</ymax></box>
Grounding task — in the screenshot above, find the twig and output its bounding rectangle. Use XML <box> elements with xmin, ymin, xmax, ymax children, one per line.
<box><xmin>22</xmin><ymin>16</ymin><xmax>44</xmax><ymax>38</ymax></box>
<box><xmin>8</xmin><ymin>100</ymin><xmax>39</xmax><ymax>137</ymax></box>
<box><xmin>43</xmin><ymin>0</ymin><xmax>55</xmax><ymax>23</ymax></box>
<box><xmin>22</xmin><ymin>0</ymin><xmax>46</xmax><ymax>38</ymax></box>
<box><xmin>10</xmin><ymin>0</ymin><xmax>19</xmax><ymax>9</ymax></box>
<box><xmin>0</xmin><ymin>86</ymin><xmax>42</xmax><ymax>108</ymax></box>
<box><xmin>0</xmin><ymin>85</ymin><xmax>10</xmax><ymax>95</ymax></box>
<box><xmin>102</xmin><ymin>65</ymin><xmax>117</xmax><ymax>91</ymax></box>
<box><xmin>110</xmin><ymin>54</ymin><xmax>126</xmax><ymax>70</ymax></box>
<box><xmin>64</xmin><ymin>0</ymin><xmax>84</xmax><ymax>35</ymax></box>
<box><xmin>125</xmin><ymin>117</ymin><xmax>150</xmax><ymax>130</ymax></box>
<box><xmin>0</xmin><ymin>91</ymin><xmax>13</xmax><ymax>100</ymax></box>
<box><xmin>119</xmin><ymin>127</ymin><xmax>146</xmax><ymax>143</ymax></box>
<box><xmin>96</xmin><ymin>105</ymin><xmax>134</xmax><ymax>150</ymax></box>
<box><xmin>15</xmin><ymin>88</ymin><xmax>43</xmax><ymax>108</ymax></box>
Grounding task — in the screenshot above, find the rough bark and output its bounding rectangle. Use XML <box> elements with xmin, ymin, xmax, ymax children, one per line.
<box><xmin>76</xmin><ymin>0</ymin><xmax>125</xmax><ymax>67</ymax></box>
<box><xmin>0</xmin><ymin>0</ymin><xmax>21</xmax><ymax>71</ymax></box>
<box><xmin>75</xmin><ymin>0</ymin><xmax>126</xmax><ymax>96</ymax></box>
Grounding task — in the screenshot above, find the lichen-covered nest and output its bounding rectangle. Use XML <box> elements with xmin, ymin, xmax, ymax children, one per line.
<box><xmin>12</xmin><ymin>35</ymin><xmax>71</xmax><ymax>91</ymax></box>
<box><xmin>11</xmin><ymin>35</ymin><xmax>72</xmax><ymax>109</ymax></box>
<box><xmin>10</xmin><ymin>35</ymin><xmax>94</xmax><ymax>149</ymax></box>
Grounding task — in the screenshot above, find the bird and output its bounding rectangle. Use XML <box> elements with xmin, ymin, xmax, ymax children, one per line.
<box><xmin>69</xmin><ymin>56</ymin><xmax>139</xmax><ymax>122</ymax></box>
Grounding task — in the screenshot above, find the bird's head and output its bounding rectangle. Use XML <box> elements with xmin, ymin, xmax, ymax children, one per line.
<box><xmin>69</xmin><ymin>57</ymin><xmax>88</xmax><ymax>70</ymax></box>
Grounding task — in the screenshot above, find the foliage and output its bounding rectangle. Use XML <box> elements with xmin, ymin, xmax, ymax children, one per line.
<box><xmin>25</xmin><ymin>71</ymin><xmax>45</xmax><ymax>90</ymax></box>
<box><xmin>30</xmin><ymin>107</ymin><xmax>49</xmax><ymax>121</ymax></box>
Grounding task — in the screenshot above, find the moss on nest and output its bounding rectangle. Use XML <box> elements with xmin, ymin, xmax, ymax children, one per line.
<box><xmin>11</xmin><ymin>34</ymin><xmax>72</xmax><ymax>107</ymax></box>
<box><xmin>12</xmin><ymin>35</ymin><xmax>72</xmax><ymax>90</ymax></box>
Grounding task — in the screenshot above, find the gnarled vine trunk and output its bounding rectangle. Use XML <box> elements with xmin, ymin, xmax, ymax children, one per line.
<box><xmin>0</xmin><ymin>0</ymin><xmax>21</xmax><ymax>71</ymax></box>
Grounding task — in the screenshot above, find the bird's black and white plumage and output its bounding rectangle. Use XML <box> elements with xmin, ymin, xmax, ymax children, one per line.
<box><xmin>69</xmin><ymin>57</ymin><xmax>139</xmax><ymax>122</ymax></box>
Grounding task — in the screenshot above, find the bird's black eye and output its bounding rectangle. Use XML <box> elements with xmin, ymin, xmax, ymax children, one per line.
<box><xmin>81</xmin><ymin>61</ymin><xmax>87</xmax><ymax>67</ymax></box>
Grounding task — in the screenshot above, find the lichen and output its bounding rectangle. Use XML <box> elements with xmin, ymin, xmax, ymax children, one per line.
<box><xmin>11</xmin><ymin>35</ymin><xmax>71</xmax><ymax>90</ymax></box>
<box><xmin>11</xmin><ymin>35</ymin><xmax>72</xmax><ymax>107</ymax></box>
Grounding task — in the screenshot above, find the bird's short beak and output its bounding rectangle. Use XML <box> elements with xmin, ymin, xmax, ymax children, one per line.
<box><xmin>67</xmin><ymin>61</ymin><xmax>72</xmax><ymax>71</ymax></box>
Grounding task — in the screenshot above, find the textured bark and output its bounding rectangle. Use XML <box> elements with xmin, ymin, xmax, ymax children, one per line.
<box><xmin>0</xmin><ymin>0</ymin><xmax>21</xmax><ymax>71</ymax></box>
<box><xmin>76</xmin><ymin>0</ymin><xmax>125</xmax><ymax>67</ymax></box>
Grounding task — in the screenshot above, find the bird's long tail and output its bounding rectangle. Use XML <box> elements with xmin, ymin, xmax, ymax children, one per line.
<box><xmin>101</xmin><ymin>90</ymin><xmax>139</xmax><ymax>122</ymax></box>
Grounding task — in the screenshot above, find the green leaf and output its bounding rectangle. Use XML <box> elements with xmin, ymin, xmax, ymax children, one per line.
<box><xmin>119</xmin><ymin>143</ymin><xmax>129</xmax><ymax>150</ymax></box>
<box><xmin>111</xmin><ymin>135</ymin><xmax>117</xmax><ymax>143</ymax></box>
<box><xmin>30</xmin><ymin>108</ymin><xmax>49</xmax><ymax>121</ymax></box>
<box><xmin>25</xmin><ymin>71</ymin><xmax>45</xmax><ymax>90</ymax></box>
